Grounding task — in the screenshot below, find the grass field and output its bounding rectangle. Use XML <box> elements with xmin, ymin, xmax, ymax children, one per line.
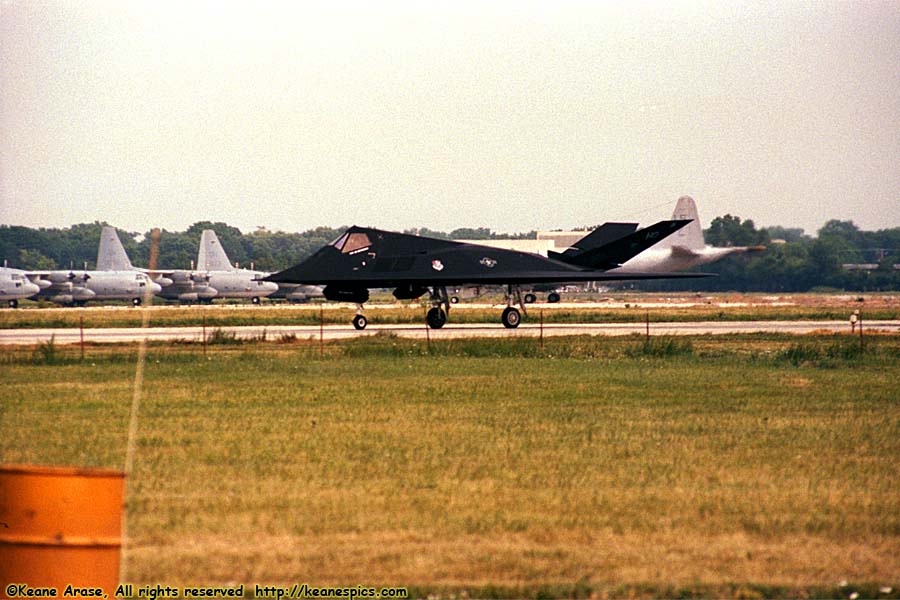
<box><xmin>3</xmin><ymin>334</ymin><xmax>900</xmax><ymax>598</ymax></box>
<box><xmin>2</xmin><ymin>292</ymin><xmax>898</xmax><ymax>329</ymax></box>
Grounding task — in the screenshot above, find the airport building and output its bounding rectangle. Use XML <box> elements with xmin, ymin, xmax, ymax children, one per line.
<box><xmin>536</xmin><ymin>231</ymin><xmax>591</xmax><ymax>250</ymax></box>
<box><xmin>455</xmin><ymin>239</ymin><xmax>558</xmax><ymax>257</ymax></box>
<box><xmin>456</xmin><ymin>232</ymin><xmax>592</xmax><ymax>258</ymax></box>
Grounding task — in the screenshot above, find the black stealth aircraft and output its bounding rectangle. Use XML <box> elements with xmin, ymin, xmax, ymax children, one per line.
<box><xmin>266</xmin><ymin>220</ymin><xmax>709</xmax><ymax>330</ymax></box>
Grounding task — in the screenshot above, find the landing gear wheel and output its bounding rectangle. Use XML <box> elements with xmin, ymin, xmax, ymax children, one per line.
<box><xmin>501</xmin><ymin>307</ymin><xmax>521</xmax><ymax>329</ymax></box>
<box><xmin>352</xmin><ymin>314</ymin><xmax>368</xmax><ymax>330</ymax></box>
<box><xmin>426</xmin><ymin>307</ymin><xmax>447</xmax><ymax>329</ymax></box>
<box><xmin>547</xmin><ymin>292</ymin><xmax>561</xmax><ymax>303</ymax></box>
<box><xmin>252</xmin><ymin>296</ymin><xmax>261</xmax><ymax>305</ymax></box>
<box><xmin>132</xmin><ymin>298</ymin><xmax>141</xmax><ymax>306</ymax></box>
<box><xmin>9</xmin><ymin>299</ymin><xmax>18</xmax><ymax>309</ymax></box>
<box><xmin>450</xmin><ymin>296</ymin><xmax>459</xmax><ymax>304</ymax></box>
<box><xmin>523</xmin><ymin>293</ymin><xmax>536</xmax><ymax>304</ymax></box>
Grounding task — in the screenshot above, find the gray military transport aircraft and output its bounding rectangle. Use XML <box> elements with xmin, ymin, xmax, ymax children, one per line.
<box><xmin>154</xmin><ymin>230</ymin><xmax>279</xmax><ymax>304</ymax></box>
<box><xmin>266</xmin><ymin>219</ymin><xmax>711</xmax><ymax>330</ymax></box>
<box><xmin>0</xmin><ymin>266</ymin><xmax>42</xmax><ymax>307</ymax></box>
<box><xmin>28</xmin><ymin>228</ymin><xmax>162</xmax><ymax>306</ymax></box>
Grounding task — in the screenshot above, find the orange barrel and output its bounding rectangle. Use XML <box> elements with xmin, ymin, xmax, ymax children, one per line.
<box><xmin>0</xmin><ymin>464</ymin><xmax>125</xmax><ymax>598</ymax></box>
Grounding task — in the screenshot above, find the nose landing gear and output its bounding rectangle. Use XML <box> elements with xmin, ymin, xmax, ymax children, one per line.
<box><xmin>426</xmin><ymin>306</ymin><xmax>447</xmax><ymax>329</ymax></box>
<box><xmin>426</xmin><ymin>286</ymin><xmax>451</xmax><ymax>329</ymax></box>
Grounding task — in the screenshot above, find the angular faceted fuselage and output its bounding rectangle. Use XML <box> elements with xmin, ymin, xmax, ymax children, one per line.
<box><xmin>267</xmin><ymin>226</ymin><xmax>689</xmax><ymax>291</ymax></box>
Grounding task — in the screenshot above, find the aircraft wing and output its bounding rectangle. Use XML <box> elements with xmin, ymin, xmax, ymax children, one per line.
<box><xmin>24</xmin><ymin>271</ymin><xmax>86</xmax><ymax>286</ymax></box>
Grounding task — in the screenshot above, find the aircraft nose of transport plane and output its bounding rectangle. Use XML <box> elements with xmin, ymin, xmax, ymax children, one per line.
<box><xmin>263</xmin><ymin>281</ymin><xmax>278</xmax><ymax>294</ymax></box>
<box><xmin>24</xmin><ymin>281</ymin><xmax>40</xmax><ymax>296</ymax></box>
<box><xmin>149</xmin><ymin>281</ymin><xmax>163</xmax><ymax>295</ymax></box>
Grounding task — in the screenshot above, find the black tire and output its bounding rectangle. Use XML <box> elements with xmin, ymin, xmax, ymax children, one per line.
<box><xmin>426</xmin><ymin>307</ymin><xmax>447</xmax><ymax>329</ymax></box>
<box><xmin>450</xmin><ymin>296</ymin><xmax>459</xmax><ymax>304</ymax></box>
<box><xmin>523</xmin><ymin>293</ymin><xmax>536</xmax><ymax>304</ymax></box>
<box><xmin>132</xmin><ymin>298</ymin><xmax>141</xmax><ymax>306</ymax></box>
<box><xmin>547</xmin><ymin>292</ymin><xmax>561</xmax><ymax>303</ymax></box>
<box><xmin>501</xmin><ymin>307</ymin><xmax>521</xmax><ymax>329</ymax></box>
<box><xmin>252</xmin><ymin>296</ymin><xmax>261</xmax><ymax>305</ymax></box>
<box><xmin>9</xmin><ymin>299</ymin><xmax>18</xmax><ymax>309</ymax></box>
<box><xmin>352</xmin><ymin>314</ymin><xmax>368</xmax><ymax>330</ymax></box>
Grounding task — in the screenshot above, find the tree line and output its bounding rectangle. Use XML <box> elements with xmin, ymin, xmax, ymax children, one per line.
<box><xmin>2</xmin><ymin>217</ymin><xmax>899</xmax><ymax>292</ymax></box>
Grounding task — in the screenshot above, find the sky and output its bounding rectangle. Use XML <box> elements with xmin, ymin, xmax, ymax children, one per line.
<box><xmin>1</xmin><ymin>0</ymin><xmax>899</xmax><ymax>236</ymax></box>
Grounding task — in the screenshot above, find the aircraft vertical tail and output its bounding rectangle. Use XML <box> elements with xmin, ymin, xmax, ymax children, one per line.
<box><xmin>197</xmin><ymin>230</ymin><xmax>234</xmax><ymax>271</ymax></box>
<box><xmin>97</xmin><ymin>226</ymin><xmax>134</xmax><ymax>271</ymax></box>
<box><xmin>559</xmin><ymin>222</ymin><xmax>639</xmax><ymax>258</ymax></box>
<box><xmin>656</xmin><ymin>196</ymin><xmax>705</xmax><ymax>250</ymax></box>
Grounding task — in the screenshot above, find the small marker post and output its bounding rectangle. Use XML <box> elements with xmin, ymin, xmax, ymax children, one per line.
<box><xmin>540</xmin><ymin>309</ymin><xmax>544</xmax><ymax>351</ymax></box>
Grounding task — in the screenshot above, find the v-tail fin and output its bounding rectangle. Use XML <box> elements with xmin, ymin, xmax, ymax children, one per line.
<box><xmin>552</xmin><ymin>220</ymin><xmax>692</xmax><ymax>270</ymax></box>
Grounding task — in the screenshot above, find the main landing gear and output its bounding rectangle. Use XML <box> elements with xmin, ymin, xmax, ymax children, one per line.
<box><xmin>347</xmin><ymin>284</ymin><xmax>530</xmax><ymax>330</ymax></box>
<box><xmin>501</xmin><ymin>306</ymin><xmax>521</xmax><ymax>328</ymax></box>
<box><xmin>501</xmin><ymin>284</ymin><xmax>527</xmax><ymax>329</ymax></box>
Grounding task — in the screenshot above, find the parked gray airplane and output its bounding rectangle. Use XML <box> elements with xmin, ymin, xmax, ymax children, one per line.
<box><xmin>0</xmin><ymin>266</ymin><xmax>42</xmax><ymax>308</ymax></box>
<box><xmin>267</xmin><ymin>282</ymin><xmax>325</xmax><ymax>303</ymax></box>
<box><xmin>155</xmin><ymin>230</ymin><xmax>278</xmax><ymax>304</ymax></box>
<box><xmin>29</xmin><ymin>228</ymin><xmax>162</xmax><ymax>306</ymax></box>
<box><xmin>610</xmin><ymin>196</ymin><xmax>766</xmax><ymax>273</ymax></box>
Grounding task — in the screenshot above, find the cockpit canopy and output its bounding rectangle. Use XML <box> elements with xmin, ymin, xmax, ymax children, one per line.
<box><xmin>330</xmin><ymin>232</ymin><xmax>371</xmax><ymax>254</ymax></box>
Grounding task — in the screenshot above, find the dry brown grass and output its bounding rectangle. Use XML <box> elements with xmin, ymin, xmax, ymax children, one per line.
<box><xmin>3</xmin><ymin>335</ymin><xmax>899</xmax><ymax>596</ymax></box>
<box><xmin>131</xmin><ymin>531</ymin><xmax>899</xmax><ymax>587</ymax></box>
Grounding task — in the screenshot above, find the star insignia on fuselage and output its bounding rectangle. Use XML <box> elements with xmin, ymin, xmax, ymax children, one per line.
<box><xmin>431</xmin><ymin>260</ymin><xmax>444</xmax><ymax>271</ymax></box>
<box><xmin>480</xmin><ymin>257</ymin><xmax>497</xmax><ymax>268</ymax></box>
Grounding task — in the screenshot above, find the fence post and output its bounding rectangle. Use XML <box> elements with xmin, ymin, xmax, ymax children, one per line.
<box><xmin>859</xmin><ymin>310</ymin><xmax>864</xmax><ymax>351</ymax></box>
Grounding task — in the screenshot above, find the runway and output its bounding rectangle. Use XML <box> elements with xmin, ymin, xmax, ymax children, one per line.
<box><xmin>2</xmin><ymin>320</ymin><xmax>898</xmax><ymax>345</ymax></box>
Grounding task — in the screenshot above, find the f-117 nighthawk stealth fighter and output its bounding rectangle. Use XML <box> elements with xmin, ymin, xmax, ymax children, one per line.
<box><xmin>266</xmin><ymin>220</ymin><xmax>709</xmax><ymax>330</ymax></box>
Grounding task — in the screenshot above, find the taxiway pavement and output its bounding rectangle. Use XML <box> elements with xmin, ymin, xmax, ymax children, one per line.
<box><xmin>2</xmin><ymin>320</ymin><xmax>898</xmax><ymax>345</ymax></box>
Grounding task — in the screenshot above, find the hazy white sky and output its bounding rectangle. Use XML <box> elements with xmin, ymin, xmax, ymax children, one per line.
<box><xmin>2</xmin><ymin>0</ymin><xmax>898</xmax><ymax>235</ymax></box>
